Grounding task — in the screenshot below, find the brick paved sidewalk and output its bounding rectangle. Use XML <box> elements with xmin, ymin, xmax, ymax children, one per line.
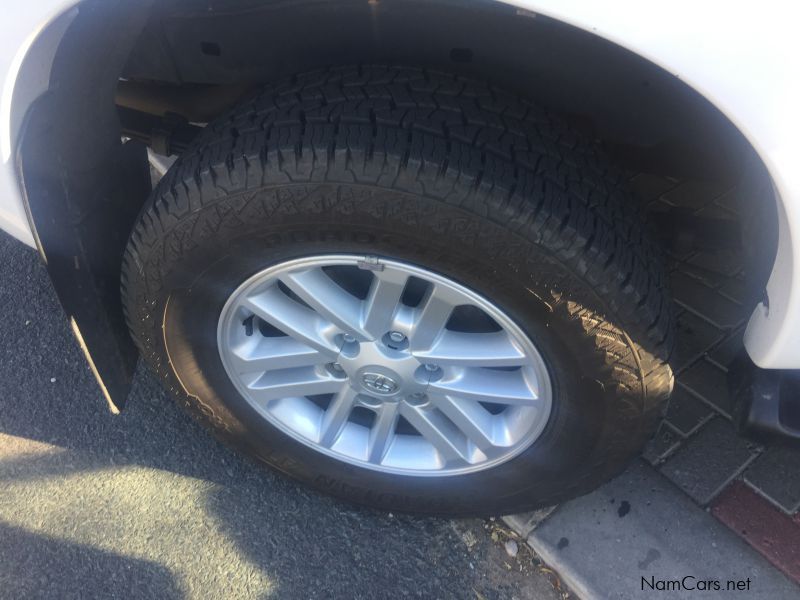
<box><xmin>506</xmin><ymin>173</ymin><xmax>800</xmax><ymax>597</ymax></box>
<box><xmin>640</xmin><ymin>174</ymin><xmax>800</xmax><ymax>584</ymax></box>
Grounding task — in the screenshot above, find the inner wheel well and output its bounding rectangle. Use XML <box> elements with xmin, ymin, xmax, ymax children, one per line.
<box><xmin>16</xmin><ymin>0</ymin><xmax>779</xmax><ymax>407</ymax></box>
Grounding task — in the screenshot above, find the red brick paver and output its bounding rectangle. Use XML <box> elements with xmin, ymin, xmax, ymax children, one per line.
<box><xmin>711</xmin><ymin>481</ymin><xmax>800</xmax><ymax>584</ymax></box>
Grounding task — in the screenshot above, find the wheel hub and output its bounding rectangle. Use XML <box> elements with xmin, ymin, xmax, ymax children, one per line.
<box><xmin>337</xmin><ymin>339</ymin><xmax>433</xmax><ymax>404</ymax></box>
<box><xmin>361</xmin><ymin>372</ymin><xmax>400</xmax><ymax>396</ymax></box>
<box><xmin>217</xmin><ymin>255</ymin><xmax>553</xmax><ymax>476</ymax></box>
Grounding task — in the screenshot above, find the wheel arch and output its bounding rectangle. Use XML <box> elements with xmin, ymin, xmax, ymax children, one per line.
<box><xmin>11</xmin><ymin>0</ymin><xmax>791</xmax><ymax>410</ymax></box>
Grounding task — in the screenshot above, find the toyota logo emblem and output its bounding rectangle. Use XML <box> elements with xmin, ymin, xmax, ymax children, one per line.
<box><xmin>361</xmin><ymin>372</ymin><xmax>400</xmax><ymax>395</ymax></box>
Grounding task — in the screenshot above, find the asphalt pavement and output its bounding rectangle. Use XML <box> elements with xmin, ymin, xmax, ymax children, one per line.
<box><xmin>0</xmin><ymin>231</ymin><xmax>563</xmax><ymax>600</ymax></box>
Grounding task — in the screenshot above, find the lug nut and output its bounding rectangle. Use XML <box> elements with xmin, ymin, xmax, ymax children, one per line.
<box><xmin>424</xmin><ymin>363</ymin><xmax>439</xmax><ymax>372</ymax></box>
<box><xmin>342</xmin><ymin>334</ymin><xmax>356</xmax><ymax>343</ymax></box>
<box><xmin>327</xmin><ymin>362</ymin><xmax>346</xmax><ymax>377</ymax></box>
<box><xmin>406</xmin><ymin>392</ymin><xmax>428</xmax><ymax>406</ymax></box>
<box><xmin>388</xmin><ymin>331</ymin><xmax>406</xmax><ymax>343</ymax></box>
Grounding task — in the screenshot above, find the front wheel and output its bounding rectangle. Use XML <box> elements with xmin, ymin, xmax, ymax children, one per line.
<box><xmin>121</xmin><ymin>66</ymin><xmax>674</xmax><ymax>515</ymax></box>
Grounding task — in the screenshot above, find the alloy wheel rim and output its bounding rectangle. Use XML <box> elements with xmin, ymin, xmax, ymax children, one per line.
<box><xmin>217</xmin><ymin>255</ymin><xmax>553</xmax><ymax>476</ymax></box>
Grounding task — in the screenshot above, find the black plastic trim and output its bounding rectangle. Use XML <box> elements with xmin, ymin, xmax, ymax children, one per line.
<box><xmin>17</xmin><ymin>0</ymin><xmax>154</xmax><ymax>410</ymax></box>
<box><xmin>730</xmin><ymin>353</ymin><xmax>800</xmax><ymax>447</ymax></box>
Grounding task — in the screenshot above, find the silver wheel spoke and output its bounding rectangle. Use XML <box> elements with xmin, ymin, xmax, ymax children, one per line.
<box><xmin>429</xmin><ymin>394</ymin><xmax>496</xmax><ymax>451</ymax></box>
<box><xmin>218</xmin><ymin>255</ymin><xmax>552</xmax><ymax>476</ymax></box>
<box><xmin>409</xmin><ymin>285</ymin><xmax>461</xmax><ymax>351</ymax></box>
<box><xmin>413</xmin><ymin>330</ymin><xmax>528</xmax><ymax>367</ymax></box>
<box><xmin>280</xmin><ymin>268</ymin><xmax>366</xmax><ymax>338</ymax></box>
<box><xmin>399</xmin><ymin>403</ymin><xmax>471</xmax><ymax>464</ymax></box>
<box><xmin>361</xmin><ymin>270</ymin><xmax>408</xmax><ymax>338</ymax></box>
<box><xmin>248</xmin><ymin>367</ymin><xmax>344</xmax><ymax>403</ymax></box>
<box><xmin>367</xmin><ymin>402</ymin><xmax>400</xmax><ymax>464</ymax></box>
<box><xmin>230</xmin><ymin>336</ymin><xmax>327</xmax><ymax>374</ymax></box>
<box><xmin>428</xmin><ymin>368</ymin><xmax>539</xmax><ymax>405</ymax></box>
<box><xmin>244</xmin><ymin>287</ymin><xmax>339</xmax><ymax>354</ymax></box>
<box><xmin>319</xmin><ymin>387</ymin><xmax>358</xmax><ymax>447</ymax></box>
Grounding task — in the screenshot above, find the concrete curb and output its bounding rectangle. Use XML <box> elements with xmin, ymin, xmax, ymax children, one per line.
<box><xmin>504</xmin><ymin>461</ymin><xmax>799</xmax><ymax>600</ymax></box>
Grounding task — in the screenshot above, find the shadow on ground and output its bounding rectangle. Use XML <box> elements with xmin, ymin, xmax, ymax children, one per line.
<box><xmin>0</xmin><ymin>523</ymin><xmax>183</xmax><ymax>599</ymax></box>
<box><xmin>0</xmin><ymin>232</ymin><xmax>558</xmax><ymax>599</ymax></box>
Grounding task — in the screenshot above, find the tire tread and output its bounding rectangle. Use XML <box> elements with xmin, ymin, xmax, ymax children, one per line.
<box><xmin>122</xmin><ymin>66</ymin><xmax>675</xmax><ymax>510</ymax></box>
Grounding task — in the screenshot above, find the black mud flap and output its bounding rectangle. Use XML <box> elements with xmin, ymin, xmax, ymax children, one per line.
<box><xmin>19</xmin><ymin>109</ymin><xmax>151</xmax><ymax>412</ymax></box>
<box><xmin>17</xmin><ymin>0</ymin><xmax>153</xmax><ymax>411</ymax></box>
<box><xmin>730</xmin><ymin>353</ymin><xmax>800</xmax><ymax>447</ymax></box>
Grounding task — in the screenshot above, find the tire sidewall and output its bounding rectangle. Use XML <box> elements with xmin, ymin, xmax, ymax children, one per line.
<box><xmin>139</xmin><ymin>183</ymin><xmax>640</xmax><ymax>514</ymax></box>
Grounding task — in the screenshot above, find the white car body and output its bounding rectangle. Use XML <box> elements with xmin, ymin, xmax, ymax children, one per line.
<box><xmin>1</xmin><ymin>0</ymin><xmax>798</xmax><ymax>368</ymax></box>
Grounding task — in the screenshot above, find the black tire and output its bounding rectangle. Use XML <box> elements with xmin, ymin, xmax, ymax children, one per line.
<box><xmin>121</xmin><ymin>66</ymin><xmax>674</xmax><ymax>515</ymax></box>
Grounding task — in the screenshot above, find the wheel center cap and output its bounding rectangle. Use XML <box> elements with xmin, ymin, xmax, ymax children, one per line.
<box><xmin>361</xmin><ymin>372</ymin><xmax>400</xmax><ymax>395</ymax></box>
